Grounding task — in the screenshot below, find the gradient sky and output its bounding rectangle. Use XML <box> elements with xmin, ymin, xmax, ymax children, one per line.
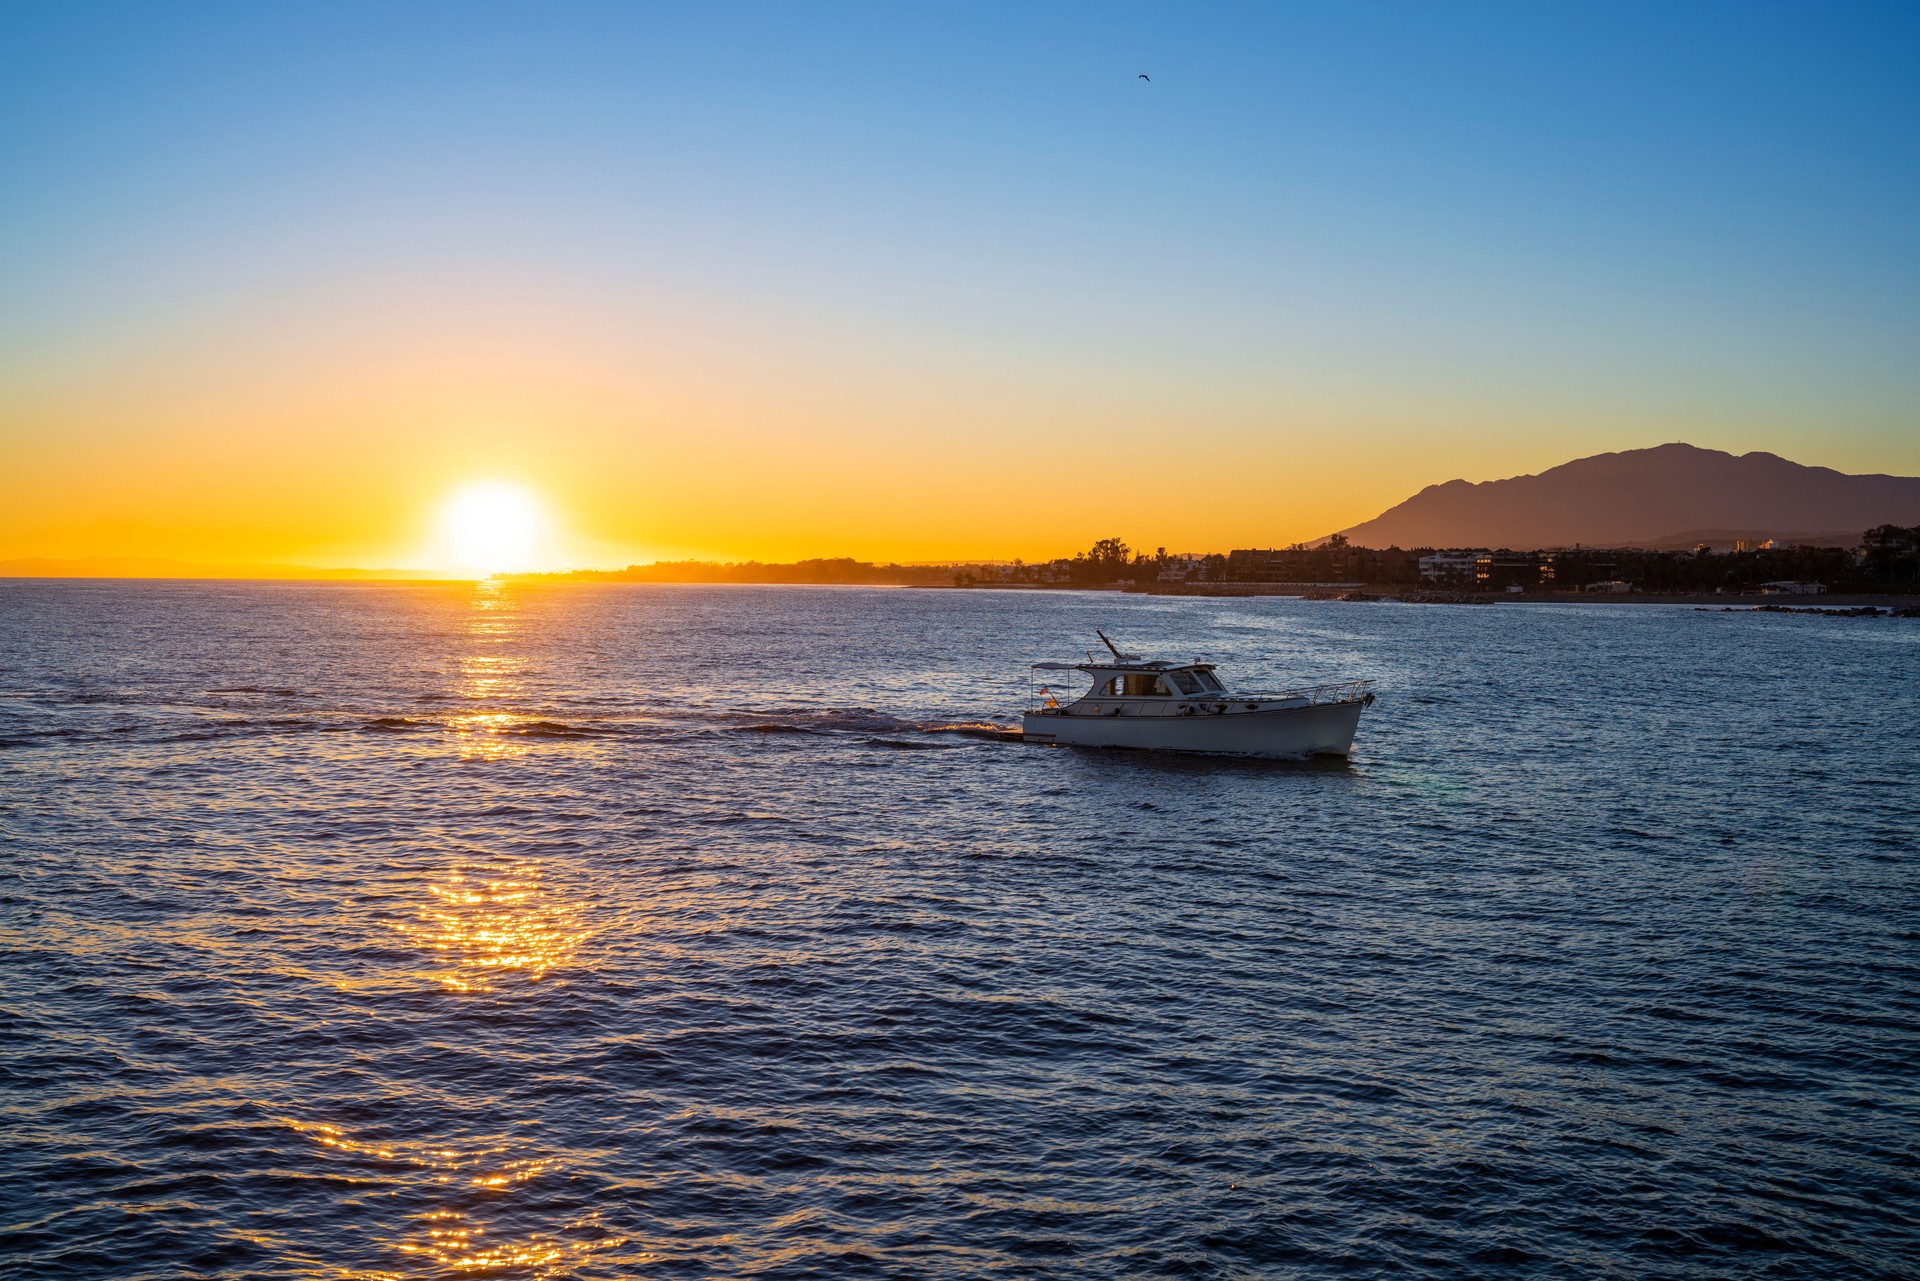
<box><xmin>3</xmin><ymin>1</ymin><xmax>1916</xmax><ymax>569</ymax></box>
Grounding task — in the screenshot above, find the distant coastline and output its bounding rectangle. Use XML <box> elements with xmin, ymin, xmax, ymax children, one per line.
<box><xmin>9</xmin><ymin>523</ymin><xmax>1918</xmax><ymax>598</ymax></box>
<box><xmin>7</xmin><ymin>575</ymin><xmax>1909</xmax><ymax>610</ymax></box>
<box><xmin>500</xmin><ymin>530</ymin><xmax>1920</xmax><ymax>599</ymax></box>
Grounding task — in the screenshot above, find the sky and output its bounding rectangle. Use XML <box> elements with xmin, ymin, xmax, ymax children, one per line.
<box><xmin>2</xmin><ymin>1</ymin><xmax>1916</xmax><ymax>571</ymax></box>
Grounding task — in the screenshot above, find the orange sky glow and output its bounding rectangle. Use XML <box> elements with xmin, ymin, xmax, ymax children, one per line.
<box><xmin>4</xmin><ymin>8</ymin><xmax>1915</xmax><ymax>576</ymax></box>
<box><xmin>6</xmin><ymin>276</ymin><xmax>1909</xmax><ymax>575</ymax></box>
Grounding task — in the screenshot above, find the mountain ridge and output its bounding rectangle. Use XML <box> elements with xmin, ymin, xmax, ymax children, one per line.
<box><xmin>1329</xmin><ymin>443</ymin><xmax>1920</xmax><ymax>549</ymax></box>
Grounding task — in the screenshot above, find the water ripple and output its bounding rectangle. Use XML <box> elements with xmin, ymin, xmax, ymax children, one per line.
<box><xmin>1</xmin><ymin>581</ymin><xmax>1916</xmax><ymax>1278</ymax></box>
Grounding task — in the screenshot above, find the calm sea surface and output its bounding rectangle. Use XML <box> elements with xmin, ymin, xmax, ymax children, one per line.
<box><xmin>2</xmin><ymin>581</ymin><xmax>1916</xmax><ymax>1279</ymax></box>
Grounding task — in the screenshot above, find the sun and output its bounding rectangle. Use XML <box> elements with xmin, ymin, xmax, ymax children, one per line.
<box><xmin>437</xmin><ymin>481</ymin><xmax>546</xmax><ymax>575</ymax></box>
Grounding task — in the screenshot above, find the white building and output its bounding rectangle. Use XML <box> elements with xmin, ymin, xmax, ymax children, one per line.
<box><xmin>1157</xmin><ymin>555</ymin><xmax>1207</xmax><ymax>581</ymax></box>
<box><xmin>1419</xmin><ymin>550</ymin><xmax>1485</xmax><ymax>581</ymax></box>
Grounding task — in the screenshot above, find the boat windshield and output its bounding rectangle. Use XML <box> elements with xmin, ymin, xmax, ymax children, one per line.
<box><xmin>1144</xmin><ymin>668</ymin><xmax>1221</xmax><ymax>695</ymax></box>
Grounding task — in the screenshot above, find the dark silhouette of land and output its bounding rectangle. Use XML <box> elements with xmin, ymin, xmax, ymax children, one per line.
<box><xmin>499</xmin><ymin>526</ymin><xmax>1920</xmax><ymax>603</ymax></box>
<box><xmin>1331</xmin><ymin>443</ymin><xmax>1920</xmax><ymax>550</ymax></box>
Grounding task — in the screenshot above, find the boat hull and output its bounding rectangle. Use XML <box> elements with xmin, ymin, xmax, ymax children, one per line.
<box><xmin>1021</xmin><ymin>699</ymin><xmax>1365</xmax><ymax>759</ymax></box>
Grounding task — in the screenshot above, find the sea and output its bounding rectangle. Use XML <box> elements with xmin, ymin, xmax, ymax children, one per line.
<box><xmin>2</xmin><ymin>580</ymin><xmax>1915</xmax><ymax>1279</ymax></box>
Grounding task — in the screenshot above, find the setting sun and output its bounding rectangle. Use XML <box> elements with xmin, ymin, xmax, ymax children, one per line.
<box><xmin>437</xmin><ymin>482</ymin><xmax>546</xmax><ymax>576</ymax></box>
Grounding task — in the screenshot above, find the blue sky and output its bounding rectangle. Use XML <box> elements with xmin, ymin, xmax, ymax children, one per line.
<box><xmin>2</xmin><ymin>1</ymin><xmax>1917</xmax><ymax>562</ymax></box>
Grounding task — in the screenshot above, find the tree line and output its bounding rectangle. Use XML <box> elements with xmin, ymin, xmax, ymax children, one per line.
<box><xmin>503</xmin><ymin>526</ymin><xmax>1920</xmax><ymax>592</ymax></box>
<box><xmin>990</xmin><ymin>527</ymin><xmax>1920</xmax><ymax>592</ymax></box>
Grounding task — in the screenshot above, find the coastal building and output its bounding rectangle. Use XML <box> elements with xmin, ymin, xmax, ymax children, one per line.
<box><xmin>1419</xmin><ymin>550</ymin><xmax>1484</xmax><ymax>582</ymax></box>
<box><xmin>1856</xmin><ymin>525</ymin><xmax>1920</xmax><ymax>585</ymax></box>
<box><xmin>1155</xmin><ymin>554</ymin><xmax>1207</xmax><ymax>581</ymax></box>
<box><xmin>1473</xmin><ymin>552</ymin><xmax>1537</xmax><ymax>589</ymax></box>
<box><xmin>1758</xmin><ymin>580</ymin><xmax>1827</xmax><ymax>595</ymax></box>
<box><xmin>1223</xmin><ymin>543</ymin><xmax>1412</xmax><ymax>585</ymax></box>
<box><xmin>1584</xmin><ymin>579</ymin><xmax>1634</xmax><ymax>593</ymax></box>
<box><xmin>1862</xmin><ymin>525</ymin><xmax>1920</xmax><ymax>554</ymax></box>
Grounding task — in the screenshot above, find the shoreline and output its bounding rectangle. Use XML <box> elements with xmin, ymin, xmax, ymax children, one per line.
<box><xmin>6</xmin><ymin>575</ymin><xmax>1918</xmax><ymax>610</ymax></box>
<box><xmin>936</xmin><ymin>582</ymin><xmax>1920</xmax><ymax>608</ymax></box>
<box><xmin>1496</xmin><ymin>592</ymin><xmax>1919</xmax><ymax>608</ymax></box>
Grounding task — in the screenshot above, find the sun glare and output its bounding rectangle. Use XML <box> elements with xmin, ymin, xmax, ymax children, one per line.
<box><xmin>438</xmin><ymin>482</ymin><xmax>545</xmax><ymax>576</ymax></box>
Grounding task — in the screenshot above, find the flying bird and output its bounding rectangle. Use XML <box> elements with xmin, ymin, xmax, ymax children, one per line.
<box><xmin>1138</xmin><ymin>74</ymin><xmax>1150</xmax><ymax>81</ymax></box>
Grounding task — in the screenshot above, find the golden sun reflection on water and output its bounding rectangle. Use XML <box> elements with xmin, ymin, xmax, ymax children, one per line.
<box><xmin>286</xmin><ymin>1122</ymin><xmax>626</xmax><ymax>1278</ymax></box>
<box><xmin>298</xmin><ymin>580</ymin><xmax>621</xmax><ymax>1275</ymax></box>
<box><xmin>323</xmin><ymin>860</ymin><xmax>597</xmax><ymax>1269</ymax></box>
<box><xmin>451</xmin><ymin>709</ymin><xmax>539</xmax><ymax>761</ymax></box>
<box><xmin>417</xmin><ymin>584</ymin><xmax>590</xmax><ymax>988</ymax></box>
<box><xmin>451</xmin><ymin>582</ymin><xmax>538</xmax><ymax>760</ymax></box>
<box><xmin>391</xmin><ymin>1206</ymin><xmax>635</xmax><ymax>1278</ymax></box>
<box><xmin>399</xmin><ymin>866</ymin><xmax>589</xmax><ymax>993</ymax></box>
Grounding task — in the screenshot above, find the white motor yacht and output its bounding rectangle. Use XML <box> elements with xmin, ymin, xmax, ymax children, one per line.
<box><xmin>1021</xmin><ymin>631</ymin><xmax>1375</xmax><ymax>759</ymax></box>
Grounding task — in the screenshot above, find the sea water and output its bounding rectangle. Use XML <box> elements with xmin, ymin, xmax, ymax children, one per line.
<box><xmin>2</xmin><ymin>581</ymin><xmax>1915</xmax><ymax>1278</ymax></box>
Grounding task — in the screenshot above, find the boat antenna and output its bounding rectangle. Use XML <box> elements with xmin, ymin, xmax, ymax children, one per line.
<box><xmin>1096</xmin><ymin>629</ymin><xmax>1140</xmax><ymax>662</ymax></box>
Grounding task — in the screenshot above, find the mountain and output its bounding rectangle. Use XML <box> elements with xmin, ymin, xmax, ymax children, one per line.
<box><xmin>1330</xmin><ymin>444</ymin><xmax>1920</xmax><ymax>550</ymax></box>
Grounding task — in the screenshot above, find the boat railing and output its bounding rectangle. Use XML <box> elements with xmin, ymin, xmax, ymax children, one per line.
<box><xmin>1026</xmin><ymin>677</ymin><xmax>1374</xmax><ymax>712</ymax></box>
<box><xmin>1228</xmin><ymin>679</ymin><xmax>1374</xmax><ymax>705</ymax></box>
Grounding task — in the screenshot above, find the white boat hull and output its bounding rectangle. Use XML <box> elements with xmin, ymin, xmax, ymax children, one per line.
<box><xmin>1022</xmin><ymin>699</ymin><xmax>1365</xmax><ymax>759</ymax></box>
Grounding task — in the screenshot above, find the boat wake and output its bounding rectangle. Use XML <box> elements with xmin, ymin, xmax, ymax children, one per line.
<box><xmin>0</xmin><ymin>690</ymin><xmax>1022</xmax><ymax>753</ymax></box>
<box><xmin>725</xmin><ymin>708</ymin><xmax>1020</xmax><ymax>745</ymax></box>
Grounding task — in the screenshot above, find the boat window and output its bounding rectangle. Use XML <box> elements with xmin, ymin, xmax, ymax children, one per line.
<box><xmin>1121</xmin><ymin>674</ymin><xmax>1169</xmax><ymax>696</ymax></box>
<box><xmin>1193</xmin><ymin>670</ymin><xmax>1224</xmax><ymax>692</ymax></box>
<box><xmin>1169</xmin><ymin>671</ymin><xmax>1202</xmax><ymax>695</ymax></box>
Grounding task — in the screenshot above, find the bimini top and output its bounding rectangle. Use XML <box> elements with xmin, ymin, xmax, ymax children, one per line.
<box><xmin>1031</xmin><ymin>658</ymin><xmax>1211</xmax><ymax>673</ymax></box>
<box><xmin>1030</xmin><ymin>630</ymin><xmax>1220</xmax><ymax>679</ymax></box>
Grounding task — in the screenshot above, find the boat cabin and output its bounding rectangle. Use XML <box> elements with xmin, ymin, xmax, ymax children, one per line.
<box><xmin>1030</xmin><ymin>659</ymin><xmax>1230</xmax><ymax>712</ymax></box>
<box><xmin>1085</xmin><ymin>665</ymin><xmax>1228</xmax><ymax>697</ymax></box>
